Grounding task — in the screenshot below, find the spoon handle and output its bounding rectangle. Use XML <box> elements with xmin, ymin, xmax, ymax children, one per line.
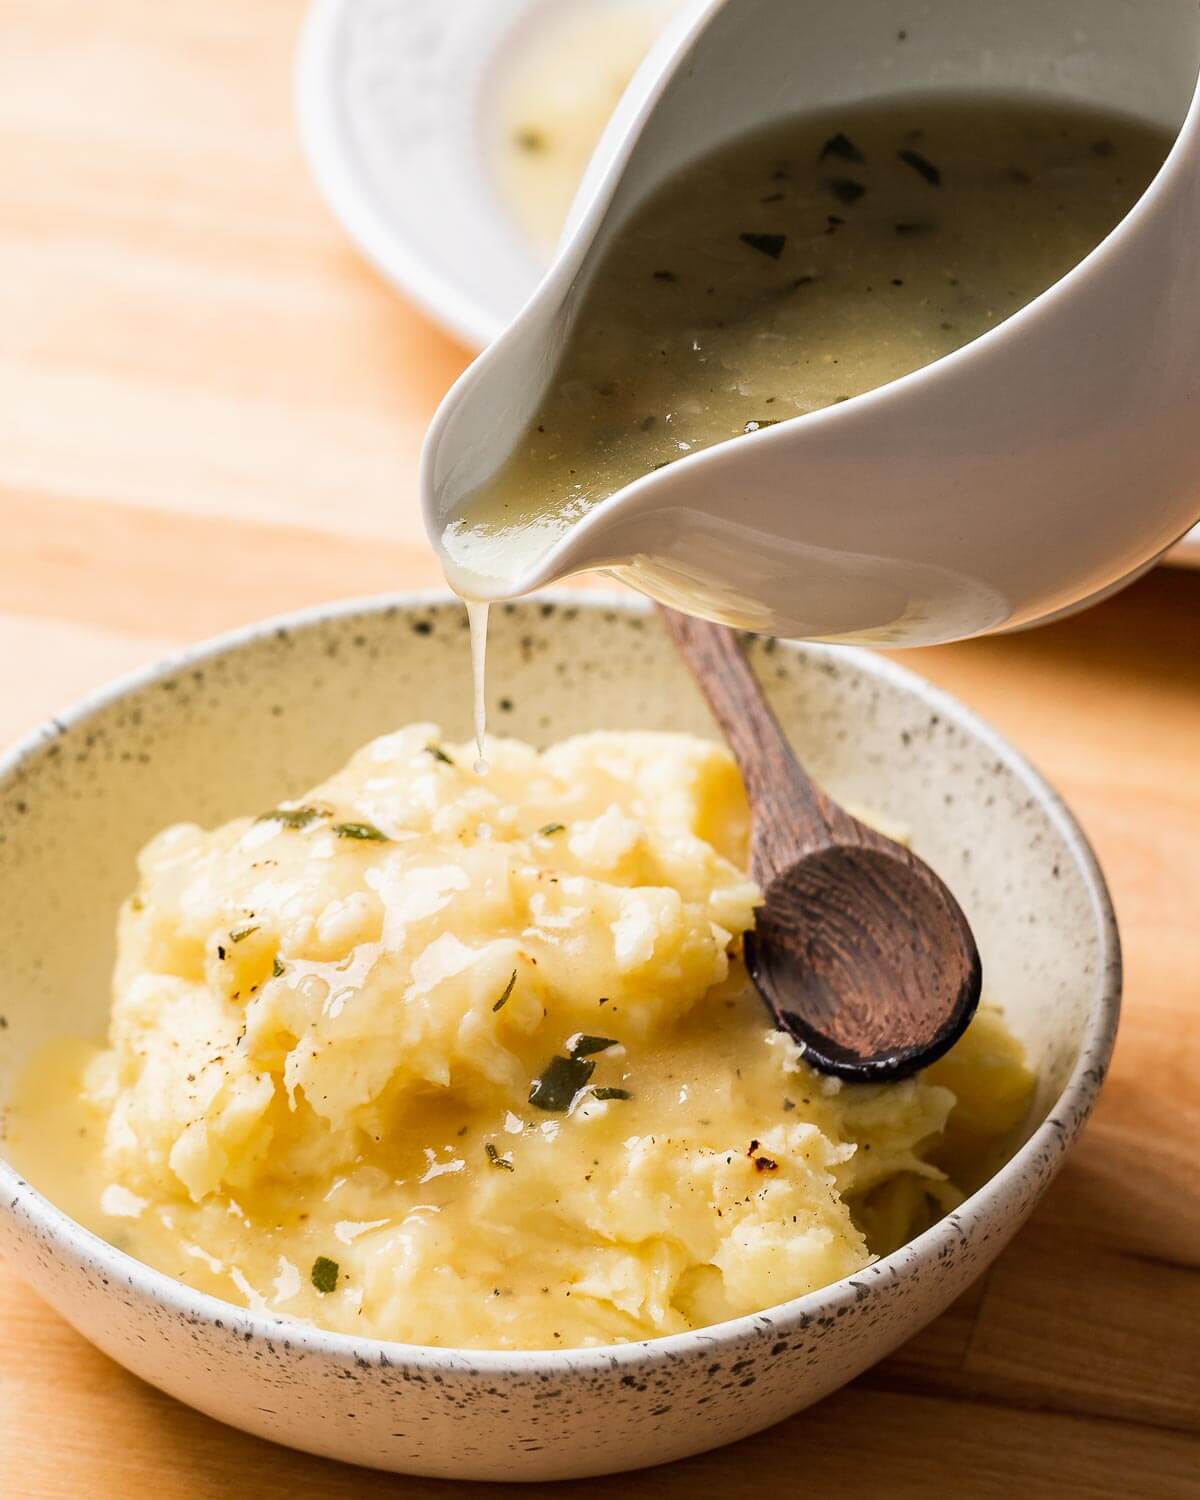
<box><xmin>656</xmin><ymin>606</ymin><xmax>851</xmax><ymax>879</ymax></box>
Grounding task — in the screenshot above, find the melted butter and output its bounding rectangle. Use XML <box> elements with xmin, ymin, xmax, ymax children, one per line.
<box><xmin>442</xmin><ymin>92</ymin><xmax>1169</xmax><ymax>595</ymax></box>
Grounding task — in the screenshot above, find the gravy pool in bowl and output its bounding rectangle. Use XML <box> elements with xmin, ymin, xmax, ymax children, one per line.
<box><xmin>7</xmin><ymin>722</ymin><xmax>1031</xmax><ymax>1350</ymax></box>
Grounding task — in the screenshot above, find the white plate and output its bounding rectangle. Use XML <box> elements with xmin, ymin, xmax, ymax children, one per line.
<box><xmin>294</xmin><ymin>0</ymin><xmax>1200</xmax><ymax>565</ymax></box>
<box><xmin>296</xmin><ymin>0</ymin><xmax>551</xmax><ymax>350</ymax></box>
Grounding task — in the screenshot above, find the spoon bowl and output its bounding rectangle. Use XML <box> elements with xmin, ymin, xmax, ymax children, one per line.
<box><xmin>746</xmin><ymin>842</ymin><xmax>981</xmax><ymax>1080</ymax></box>
<box><xmin>422</xmin><ymin>0</ymin><xmax>1200</xmax><ymax>645</ymax></box>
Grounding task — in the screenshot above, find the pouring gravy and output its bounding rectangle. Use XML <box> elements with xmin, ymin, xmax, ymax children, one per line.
<box><xmin>441</xmin><ymin>92</ymin><xmax>1169</xmax><ymax>598</ymax></box>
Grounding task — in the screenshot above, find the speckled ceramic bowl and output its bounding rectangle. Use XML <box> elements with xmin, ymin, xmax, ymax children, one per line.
<box><xmin>0</xmin><ymin>593</ymin><xmax>1119</xmax><ymax>1481</ymax></box>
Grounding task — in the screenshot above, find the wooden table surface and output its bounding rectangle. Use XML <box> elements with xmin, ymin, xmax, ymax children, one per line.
<box><xmin>2</xmin><ymin>4</ymin><xmax>1198</xmax><ymax>1496</ymax></box>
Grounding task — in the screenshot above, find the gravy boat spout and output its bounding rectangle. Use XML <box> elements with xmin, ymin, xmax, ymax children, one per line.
<box><xmin>422</xmin><ymin>0</ymin><xmax>1200</xmax><ymax>646</ymax></box>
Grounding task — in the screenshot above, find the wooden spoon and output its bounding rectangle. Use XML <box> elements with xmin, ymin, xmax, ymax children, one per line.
<box><xmin>660</xmin><ymin>607</ymin><xmax>982</xmax><ymax>1081</ymax></box>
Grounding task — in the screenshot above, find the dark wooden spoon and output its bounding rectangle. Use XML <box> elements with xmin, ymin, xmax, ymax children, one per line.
<box><xmin>659</xmin><ymin>607</ymin><xmax>981</xmax><ymax>1081</ymax></box>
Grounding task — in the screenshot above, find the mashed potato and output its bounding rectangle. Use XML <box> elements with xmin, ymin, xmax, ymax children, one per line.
<box><xmin>66</xmin><ymin>726</ymin><xmax>1031</xmax><ymax>1349</ymax></box>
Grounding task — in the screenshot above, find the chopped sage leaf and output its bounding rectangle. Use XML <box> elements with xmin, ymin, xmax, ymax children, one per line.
<box><xmin>569</xmin><ymin>1035</ymin><xmax>618</xmax><ymax>1058</ymax></box>
<box><xmin>229</xmin><ymin>924</ymin><xmax>259</xmax><ymax>944</ymax></box>
<box><xmin>897</xmin><ymin>148</ymin><xmax>941</xmax><ymax>185</ymax></box>
<box><xmin>529</xmin><ymin>1054</ymin><xmax>595</xmax><ymax>1112</ymax></box>
<box><xmin>272</xmin><ymin>955</ymin><xmax>286</xmax><ymax>978</ymax></box>
<box><xmin>819</xmin><ymin>132</ymin><xmax>865</xmax><ymax>164</ymax></box>
<box><xmin>739</xmin><ymin>231</ymin><xmax>786</xmax><ymax>259</ymax></box>
<box><xmin>538</xmin><ymin>822</ymin><xmax>565</xmax><ymax>836</ymax></box>
<box><xmin>485</xmin><ymin>1142</ymin><xmax>514</xmax><ymax>1171</ymax></box>
<box><xmin>310</xmin><ymin>1256</ymin><xmax>339</xmax><ymax>1294</ymax></box>
<box><xmin>332</xmin><ymin>821</ymin><xmax>389</xmax><ymax>842</ymax></box>
<box><xmin>426</xmin><ymin>745</ymin><xmax>455</xmax><ymax>766</ymax></box>
<box><xmin>825</xmin><ymin>177</ymin><xmax>866</xmax><ymax>204</ymax></box>
<box><xmin>492</xmin><ymin>970</ymin><xmax>517</xmax><ymax>1013</ymax></box>
<box><xmin>592</xmin><ymin>1087</ymin><xmax>632</xmax><ymax>1102</ymax></box>
<box><xmin>257</xmin><ymin>805</ymin><xmax>327</xmax><ymax>830</ymax></box>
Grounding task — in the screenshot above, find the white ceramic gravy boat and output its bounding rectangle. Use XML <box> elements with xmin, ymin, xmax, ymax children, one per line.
<box><xmin>422</xmin><ymin>0</ymin><xmax>1200</xmax><ymax>646</ymax></box>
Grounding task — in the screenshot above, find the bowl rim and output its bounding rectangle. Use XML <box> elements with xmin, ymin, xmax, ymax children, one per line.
<box><xmin>0</xmin><ymin>589</ymin><xmax>1122</xmax><ymax>1374</ymax></box>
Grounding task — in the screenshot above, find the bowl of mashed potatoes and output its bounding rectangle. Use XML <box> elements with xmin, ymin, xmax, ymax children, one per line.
<box><xmin>0</xmin><ymin>593</ymin><xmax>1119</xmax><ymax>1480</ymax></box>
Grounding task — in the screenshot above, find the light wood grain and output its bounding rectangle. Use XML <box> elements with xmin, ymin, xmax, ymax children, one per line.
<box><xmin>1</xmin><ymin>2</ymin><xmax>1198</xmax><ymax>1495</ymax></box>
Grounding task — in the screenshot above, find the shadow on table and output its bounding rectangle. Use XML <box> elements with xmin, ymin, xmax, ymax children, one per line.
<box><xmin>897</xmin><ymin>562</ymin><xmax>1200</xmax><ymax>700</ymax></box>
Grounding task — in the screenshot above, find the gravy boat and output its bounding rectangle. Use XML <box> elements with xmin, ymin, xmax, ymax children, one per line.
<box><xmin>421</xmin><ymin>0</ymin><xmax>1200</xmax><ymax>645</ymax></box>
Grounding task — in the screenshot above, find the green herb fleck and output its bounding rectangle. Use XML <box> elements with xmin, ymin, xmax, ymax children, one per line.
<box><xmin>310</xmin><ymin>1256</ymin><xmax>339</xmax><ymax>1294</ymax></box>
<box><xmin>652</xmin><ymin>269</ymin><xmax>677</xmax><ymax>282</ymax></box>
<box><xmin>332</xmin><ymin>821</ymin><xmax>389</xmax><ymax>842</ymax></box>
<box><xmin>819</xmin><ymin>132</ymin><xmax>865</xmax><ymax>164</ymax></box>
<box><xmin>272</xmin><ymin>956</ymin><xmax>286</xmax><ymax>978</ymax></box>
<box><xmin>538</xmin><ymin>822</ymin><xmax>565</xmax><ymax>836</ymax></box>
<box><xmin>493</xmin><ymin>970</ymin><xmax>517</xmax><ymax>1012</ymax></box>
<box><xmin>515</xmin><ymin>127</ymin><xmax>547</xmax><ymax>153</ymax></box>
<box><xmin>426</xmin><ymin>745</ymin><xmax>455</xmax><ymax>766</ymax></box>
<box><xmin>739</xmin><ymin>231</ymin><xmax>786</xmax><ymax>259</ymax></box>
<box><xmin>592</xmin><ymin>1087</ymin><xmax>632</xmax><ymax>1102</ymax></box>
<box><xmin>257</xmin><ymin>805</ymin><xmax>328</xmax><ymax>830</ymax></box>
<box><xmin>825</xmin><ymin>177</ymin><xmax>865</xmax><ymax>204</ymax></box>
<box><xmin>529</xmin><ymin>1054</ymin><xmax>595</xmax><ymax>1112</ymax></box>
<box><xmin>897</xmin><ymin>148</ymin><xmax>941</xmax><ymax>185</ymax></box>
<box><xmin>229</xmin><ymin>924</ymin><xmax>259</xmax><ymax>944</ymax></box>
<box><xmin>569</xmin><ymin>1035</ymin><xmax>618</xmax><ymax>1059</ymax></box>
<box><xmin>485</xmin><ymin>1142</ymin><xmax>514</xmax><ymax>1171</ymax></box>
